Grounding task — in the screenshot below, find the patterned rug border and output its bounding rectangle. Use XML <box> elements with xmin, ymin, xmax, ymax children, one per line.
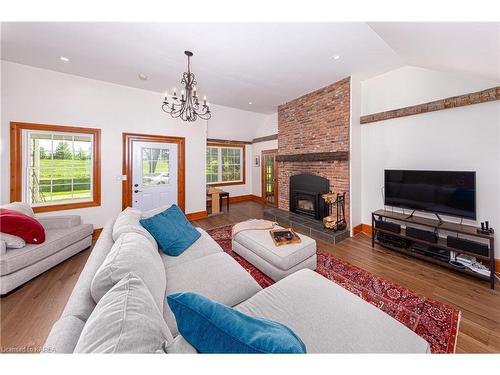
<box><xmin>206</xmin><ymin>224</ymin><xmax>461</xmax><ymax>354</ymax></box>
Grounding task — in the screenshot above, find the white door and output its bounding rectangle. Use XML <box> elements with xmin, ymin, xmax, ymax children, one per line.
<box><xmin>132</xmin><ymin>141</ymin><xmax>178</xmax><ymax>211</ymax></box>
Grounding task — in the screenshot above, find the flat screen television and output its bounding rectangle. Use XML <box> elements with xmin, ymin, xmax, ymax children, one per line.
<box><xmin>384</xmin><ymin>170</ymin><xmax>476</xmax><ymax>219</ymax></box>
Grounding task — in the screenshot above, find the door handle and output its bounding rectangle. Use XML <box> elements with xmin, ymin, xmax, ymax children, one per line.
<box><xmin>134</xmin><ymin>190</ymin><xmax>142</xmax><ymax>193</ymax></box>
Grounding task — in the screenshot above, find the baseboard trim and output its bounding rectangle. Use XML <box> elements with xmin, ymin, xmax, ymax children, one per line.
<box><xmin>92</xmin><ymin>228</ymin><xmax>103</xmax><ymax>241</ymax></box>
<box><xmin>353</xmin><ymin>224</ymin><xmax>373</xmax><ymax>236</ymax></box>
<box><xmin>251</xmin><ymin>195</ymin><xmax>265</xmax><ymax>203</ymax></box>
<box><xmin>228</xmin><ymin>194</ymin><xmax>253</xmax><ymax>203</ymax></box>
<box><xmin>186</xmin><ymin>210</ymin><xmax>208</xmax><ymax>221</ymax></box>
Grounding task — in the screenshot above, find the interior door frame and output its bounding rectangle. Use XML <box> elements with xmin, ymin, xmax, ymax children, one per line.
<box><xmin>122</xmin><ymin>133</ymin><xmax>185</xmax><ymax>212</ymax></box>
<box><xmin>261</xmin><ymin>149</ymin><xmax>278</xmax><ymax>207</ymax></box>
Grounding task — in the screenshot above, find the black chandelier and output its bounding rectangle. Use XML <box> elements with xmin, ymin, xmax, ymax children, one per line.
<box><xmin>162</xmin><ymin>51</ymin><xmax>211</xmax><ymax>122</ymax></box>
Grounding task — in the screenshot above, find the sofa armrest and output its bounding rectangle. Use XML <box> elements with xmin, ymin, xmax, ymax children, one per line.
<box><xmin>36</xmin><ymin>215</ymin><xmax>82</xmax><ymax>230</ymax></box>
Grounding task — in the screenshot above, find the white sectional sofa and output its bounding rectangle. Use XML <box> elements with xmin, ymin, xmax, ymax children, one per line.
<box><xmin>43</xmin><ymin>209</ymin><xmax>430</xmax><ymax>353</ymax></box>
<box><xmin>1</xmin><ymin>213</ymin><xmax>93</xmax><ymax>295</ymax></box>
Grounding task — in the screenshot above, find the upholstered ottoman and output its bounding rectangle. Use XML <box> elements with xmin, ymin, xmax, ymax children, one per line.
<box><xmin>232</xmin><ymin>226</ymin><xmax>317</xmax><ymax>281</ymax></box>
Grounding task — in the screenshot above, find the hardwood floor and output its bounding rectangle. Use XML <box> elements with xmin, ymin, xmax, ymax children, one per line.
<box><xmin>0</xmin><ymin>249</ymin><xmax>91</xmax><ymax>353</ymax></box>
<box><xmin>1</xmin><ymin>201</ymin><xmax>499</xmax><ymax>353</ymax></box>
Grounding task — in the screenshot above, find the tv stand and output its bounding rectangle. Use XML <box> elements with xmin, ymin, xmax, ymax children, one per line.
<box><xmin>371</xmin><ymin>209</ymin><xmax>496</xmax><ymax>289</ymax></box>
<box><xmin>405</xmin><ymin>209</ymin><xmax>416</xmax><ymax>220</ymax></box>
<box><xmin>435</xmin><ymin>213</ymin><xmax>444</xmax><ymax>225</ymax></box>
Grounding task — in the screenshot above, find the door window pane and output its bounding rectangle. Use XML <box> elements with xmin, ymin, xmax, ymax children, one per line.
<box><xmin>142</xmin><ymin>147</ymin><xmax>170</xmax><ymax>186</ymax></box>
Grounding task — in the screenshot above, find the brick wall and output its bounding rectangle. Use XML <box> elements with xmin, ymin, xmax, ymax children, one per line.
<box><xmin>278</xmin><ymin>77</ymin><xmax>350</xmax><ymax>226</ymax></box>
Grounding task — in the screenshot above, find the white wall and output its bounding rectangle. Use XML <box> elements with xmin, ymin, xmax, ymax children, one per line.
<box><xmin>0</xmin><ymin>61</ymin><xmax>274</xmax><ymax>227</ymax></box>
<box><xmin>206</xmin><ymin>105</ymin><xmax>272</xmax><ymax>141</ymax></box>
<box><xmin>359</xmin><ymin>66</ymin><xmax>500</xmax><ymax>259</ymax></box>
<box><xmin>205</xmin><ymin>105</ymin><xmax>277</xmax><ymax>199</ymax></box>
<box><xmin>254</xmin><ymin>112</ymin><xmax>278</xmax><ymax>138</ymax></box>
<box><xmin>251</xmin><ymin>139</ymin><xmax>278</xmax><ymax>198</ymax></box>
<box><xmin>362</xmin><ymin>66</ymin><xmax>498</xmax><ymax>114</ymax></box>
<box><xmin>349</xmin><ymin>76</ymin><xmax>362</xmax><ymax>234</ymax></box>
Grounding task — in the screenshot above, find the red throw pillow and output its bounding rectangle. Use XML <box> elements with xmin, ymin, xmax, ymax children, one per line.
<box><xmin>0</xmin><ymin>208</ymin><xmax>45</xmax><ymax>244</ymax></box>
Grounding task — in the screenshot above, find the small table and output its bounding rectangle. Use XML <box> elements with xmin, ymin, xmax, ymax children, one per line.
<box><xmin>207</xmin><ymin>188</ymin><xmax>224</xmax><ymax>215</ymax></box>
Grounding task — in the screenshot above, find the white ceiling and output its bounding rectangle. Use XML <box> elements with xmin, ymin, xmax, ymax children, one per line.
<box><xmin>1</xmin><ymin>22</ymin><xmax>499</xmax><ymax>114</ymax></box>
<box><xmin>368</xmin><ymin>22</ymin><xmax>500</xmax><ymax>83</ymax></box>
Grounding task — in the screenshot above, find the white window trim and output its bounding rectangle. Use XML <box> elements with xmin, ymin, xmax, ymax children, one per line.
<box><xmin>206</xmin><ymin>145</ymin><xmax>244</xmax><ymax>184</ymax></box>
<box><xmin>21</xmin><ymin>129</ymin><xmax>95</xmax><ymax>207</ymax></box>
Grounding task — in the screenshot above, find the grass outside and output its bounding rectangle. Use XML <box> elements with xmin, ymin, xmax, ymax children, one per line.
<box><xmin>34</xmin><ymin>159</ymin><xmax>91</xmax><ymax>201</ymax></box>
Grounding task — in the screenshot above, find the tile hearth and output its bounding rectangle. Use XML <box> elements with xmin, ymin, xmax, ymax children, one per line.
<box><xmin>264</xmin><ymin>206</ymin><xmax>350</xmax><ymax>245</ymax></box>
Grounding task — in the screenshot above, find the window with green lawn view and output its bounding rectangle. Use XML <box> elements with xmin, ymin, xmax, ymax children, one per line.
<box><xmin>23</xmin><ymin>130</ymin><xmax>94</xmax><ymax>205</ymax></box>
<box><xmin>206</xmin><ymin>144</ymin><xmax>244</xmax><ymax>185</ymax></box>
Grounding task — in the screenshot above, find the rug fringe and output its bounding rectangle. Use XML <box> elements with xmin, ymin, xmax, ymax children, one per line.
<box><xmin>453</xmin><ymin>310</ymin><xmax>462</xmax><ymax>354</ymax></box>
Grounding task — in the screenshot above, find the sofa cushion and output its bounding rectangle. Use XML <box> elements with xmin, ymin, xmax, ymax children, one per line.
<box><xmin>163</xmin><ymin>252</ymin><xmax>262</xmax><ymax>336</ymax></box>
<box><xmin>56</xmin><ymin>220</ymin><xmax>114</xmax><ymax>323</ymax></box>
<box><xmin>0</xmin><ymin>233</ymin><xmax>25</xmax><ymax>249</ymax></box>
<box><xmin>167</xmin><ymin>292</ymin><xmax>306</xmax><ymax>354</ymax></box>
<box><xmin>233</xmin><ymin>227</ymin><xmax>316</xmax><ymax>271</ymax></box>
<box><xmin>160</xmin><ymin>228</ymin><xmax>222</xmax><ymax>269</ymax></box>
<box><xmin>112</xmin><ymin>207</ymin><xmax>157</xmax><ymax>249</ymax></box>
<box><xmin>141</xmin><ymin>204</ymin><xmax>172</xmax><ymax>219</ymax></box>
<box><xmin>37</xmin><ymin>215</ymin><xmax>81</xmax><ymax>230</ymax></box>
<box><xmin>91</xmin><ymin>232</ymin><xmax>166</xmax><ymax>311</ymax></box>
<box><xmin>74</xmin><ymin>273</ymin><xmax>173</xmax><ymax>353</ymax></box>
<box><xmin>42</xmin><ymin>315</ymin><xmax>86</xmax><ymax>353</ymax></box>
<box><xmin>0</xmin><ymin>223</ymin><xmax>93</xmax><ymax>276</ymax></box>
<box><xmin>0</xmin><ymin>201</ymin><xmax>35</xmax><ymax>218</ymax></box>
<box><xmin>235</xmin><ymin>269</ymin><xmax>430</xmax><ymax>353</ymax></box>
<box><xmin>140</xmin><ymin>204</ymin><xmax>200</xmax><ymax>256</ymax></box>
<box><xmin>0</xmin><ymin>208</ymin><xmax>45</xmax><ymax>244</ymax></box>
<box><xmin>163</xmin><ymin>335</ymin><xmax>198</xmax><ymax>354</ymax></box>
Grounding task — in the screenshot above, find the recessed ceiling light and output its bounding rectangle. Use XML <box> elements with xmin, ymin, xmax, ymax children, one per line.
<box><xmin>249</xmin><ymin>102</ymin><xmax>252</xmax><ymax>105</ymax></box>
<box><xmin>138</xmin><ymin>73</ymin><xmax>148</xmax><ymax>81</ymax></box>
<box><xmin>60</xmin><ymin>56</ymin><xmax>70</xmax><ymax>62</ymax></box>
<box><xmin>333</xmin><ymin>55</ymin><xmax>340</xmax><ymax>60</ymax></box>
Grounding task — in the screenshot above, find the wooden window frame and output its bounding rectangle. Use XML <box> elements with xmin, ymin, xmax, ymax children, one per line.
<box><xmin>122</xmin><ymin>133</ymin><xmax>185</xmax><ymax>212</ymax></box>
<box><xmin>206</xmin><ymin>142</ymin><xmax>246</xmax><ymax>187</ymax></box>
<box><xmin>10</xmin><ymin>122</ymin><xmax>101</xmax><ymax>213</ymax></box>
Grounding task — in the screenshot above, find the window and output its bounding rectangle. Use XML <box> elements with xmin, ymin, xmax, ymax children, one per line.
<box><xmin>10</xmin><ymin>122</ymin><xmax>101</xmax><ymax>213</ymax></box>
<box><xmin>206</xmin><ymin>143</ymin><xmax>245</xmax><ymax>186</ymax></box>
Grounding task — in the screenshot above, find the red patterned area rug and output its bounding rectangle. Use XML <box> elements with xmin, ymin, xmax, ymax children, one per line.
<box><xmin>206</xmin><ymin>225</ymin><xmax>461</xmax><ymax>354</ymax></box>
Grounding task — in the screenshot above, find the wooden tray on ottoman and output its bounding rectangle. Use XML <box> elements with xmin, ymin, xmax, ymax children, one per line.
<box><xmin>269</xmin><ymin>228</ymin><xmax>302</xmax><ymax>246</ymax></box>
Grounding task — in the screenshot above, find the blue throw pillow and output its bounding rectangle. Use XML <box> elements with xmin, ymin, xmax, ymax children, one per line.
<box><xmin>167</xmin><ymin>292</ymin><xmax>306</xmax><ymax>354</ymax></box>
<box><xmin>139</xmin><ymin>204</ymin><xmax>201</xmax><ymax>256</ymax></box>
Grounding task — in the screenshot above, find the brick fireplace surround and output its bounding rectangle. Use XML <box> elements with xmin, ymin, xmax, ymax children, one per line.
<box><xmin>277</xmin><ymin>77</ymin><xmax>350</xmax><ymax>227</ymax></box>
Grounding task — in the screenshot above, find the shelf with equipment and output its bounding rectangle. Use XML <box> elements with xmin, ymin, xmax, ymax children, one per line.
<box><xmin>371</xmin><ymin>209</ymin><xmax>495</xmax><ymax>289</ymax></box>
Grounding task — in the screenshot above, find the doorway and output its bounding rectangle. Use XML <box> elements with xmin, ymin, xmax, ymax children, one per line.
<box><xmin>122</xmin><ymin>133</ymin><xmax>185</xmax><ymax>211</ymax></box>
<box><xmin>261</xmin><ymin>149</ymin><xmax>278</xmax><ymax>206</ymax></box>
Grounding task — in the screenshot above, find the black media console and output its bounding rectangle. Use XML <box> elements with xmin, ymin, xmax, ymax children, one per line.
<box><xmin>371</xmin><ymin>209</ymin><xmax>496</xmax><ymax>289</ymax></box>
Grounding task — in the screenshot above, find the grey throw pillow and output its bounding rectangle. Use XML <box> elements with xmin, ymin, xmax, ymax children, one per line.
<box><xmin>1</xmin><ymin>202</ymin><xmax>35</xmax><ymax>218</ymax></box>
<box><xmin>75</xmin><ymin>273</ymin><xmax>173</xmax><ymax>353</ymax></box>
<box><xmin>0</xmin><ymin>233</ymin><xmax>26</xmax><ymax>249</ymax></box>
<box><xmin>91</xmin><ymin>232</ymin><xmax>166</xmax><ymax>311</ymax></box>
